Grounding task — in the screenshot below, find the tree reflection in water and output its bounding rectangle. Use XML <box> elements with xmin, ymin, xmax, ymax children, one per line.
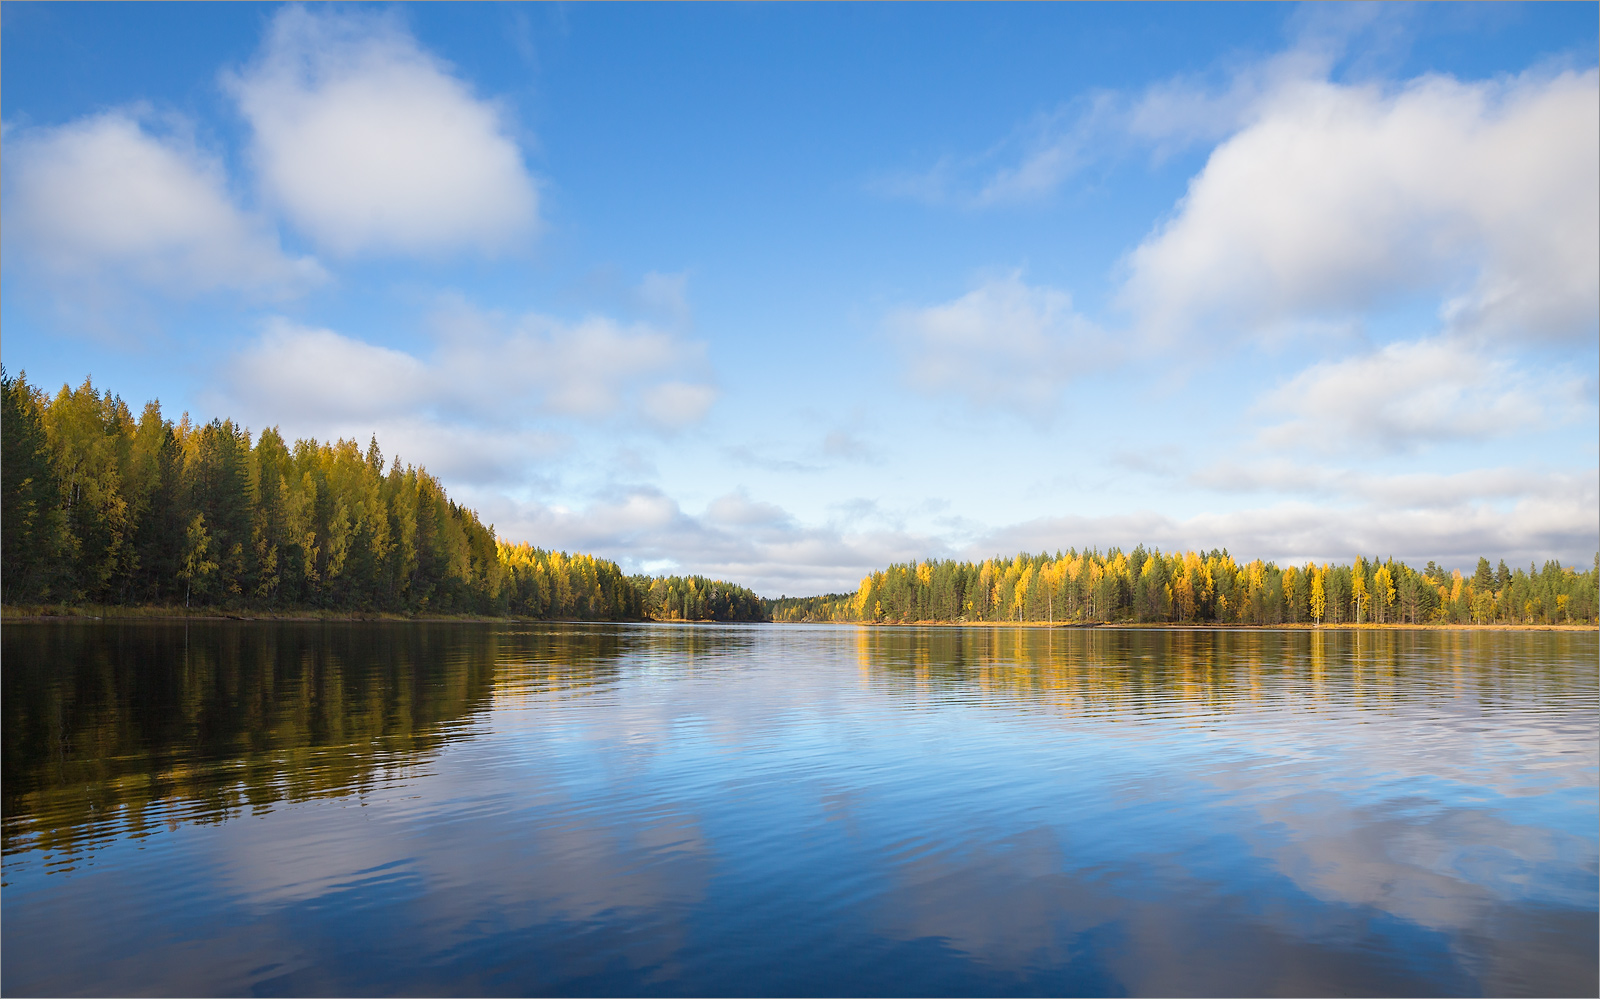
<box><xmin>6</xmin><ymin>623</ymin><xmax>568</xmax><ymax>864</ymax></box>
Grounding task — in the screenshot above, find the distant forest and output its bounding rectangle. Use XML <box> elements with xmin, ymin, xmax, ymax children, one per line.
<box><xmin>6</xmin><ymin>371</ymin><xmax>1594</xmax><ymax>628</ymax></box>
<box><xmin>1</xmin><ymin>370</ymin><xmax>766</xmax><ymax>621</ymax></box>
<box><xmin>769</xmin><ymin>549</ymin><xmax>1600</xmax><ymax>626</ymax></box>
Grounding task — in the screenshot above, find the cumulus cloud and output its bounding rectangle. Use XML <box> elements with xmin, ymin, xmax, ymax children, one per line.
<box><xmin>230</xmin><ymin>321</ymin><xmax>431</xmax><ymax>422</ymax></box>
<box><xmin>888</xmin><ymin>275</ymin><xmax>1107</xmax><ymax>416</ymax></box>
<box><xmin>222</xmin><ymin>307</ymin><xmax>715</xmax><ymax>483</ymax></box>
<box><xmin>238</xmin><ymin>309</ymin><xmax>712</xmax><ymax>422</ymax></box>
<box><xmin>441</xmin><ymin>310</ymin><xmax>710</xmax><ymax>422</ymax></box>
<box><xmin>473</xmin><ymin>487</ymin><xmax>946</xmax><ymax>597</ymax></box>
<box><xmin>972</xmin><ymin>475</ymin><xmax>1599</xmax><ymax>571</ymax></box>
<box><xmin>1</xmin><ymin>111</ymin><xmax>324</xmax><ymax>303</ymax></box>
<box><xmin>705</xmin><ymin>490</ymin><xmax>792</xmax><ymax>528</ymax></box>
<box><xmin>1253</xmin><ymin>337</ymin><xmax>1583</xmax><ymax>453</ymax></box>
<box><xmin>881</xmin><ymin>30</ymin><xmax>1597</xmax><ymax>349</ymax></box>
<box><xmin>1125</xmin><ymin>69</ymin><xmax>1600</xmax><ymax>343</ymax></box>
<box><xmin>227</xmin><ymin>5</ymin><xmax>538</xmax><ymax>257</ymax></box>
<box><xmin>640</xmin><ymin>382</ymin><xmax>718</xmax><ymax>429</ymax></box>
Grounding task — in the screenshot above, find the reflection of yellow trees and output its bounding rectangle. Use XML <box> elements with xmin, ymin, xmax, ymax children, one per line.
<box><xmin>1309</xmin><ymin>628</ymin><xmax>1326</xmax><ymax>705</ymax></box>
<box><xmin>486</xmin><ymin>622</ymin><xmax>773</xmax><ymax>705</ymax></box>
<box><xmin>2</xmin><ymin>622</ymin><xmax>498</xmax><ymax>863</ymax></box>
<box><xmin>853</xmin><ymin>627</ymin><xmax>1585</xmax><ymax>723</ymax></box>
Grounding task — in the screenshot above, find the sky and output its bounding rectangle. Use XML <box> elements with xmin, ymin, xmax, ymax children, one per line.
<box><xmin>3</xmin><ymin>2</ymin><xmax>1597</xmax><ymax>596</ymax></box>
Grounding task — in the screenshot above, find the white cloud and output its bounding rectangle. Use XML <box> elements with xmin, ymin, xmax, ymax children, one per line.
<box><xmin>634</xmin><ymin>271</ymin><xmax>692</xmax><ymax>327</ymax></box>
<box><xmin>486</xmin><ymin>314</ymin><xmax>696</xmax><ymax>420</ymax></box>
<box><xmin>881</xmin><ymin>36</ymin><xmax>1597</xmax><ymax>348</ymax></box>
<box><xmin>821</xmin><ymin>430</ymin><xmax>876</xmax><ymax>463</ymax></box>
<box><xmin>231</xmin><ymin>320</ymin><xmax>430</xmax><ymax>422</ymax></box>
<box><xmin>228</xmin><ymin>5</ymin><xmax>538</xmax><ymax>257</ymax></box>
<box><xmin>1119</xmin><ymin>41</ymin><xmax>1363</xmax><ymax>158</ymax></box>
<box><xmin>1</xmin><ymin>111</ymin><xmax>324</xmax><ymax>302</ymax></box>
<box><xmin>222</xmin><ymin>307</ymin><xmax>715</xmax><ymax>483</ymax></box>
<box><xmin>888</xmin><ymin>274</ymin><xmax>1106</xmax><ymax>416</ymax></box>
<box><xmin>1125</xmin><ymin>69</ymin><xmax>1600</xmax><ymax>343</ymax></box>
<box><xmin>640</xmin><ymin>382</ymin><xmax>717</xmax><ymax>429</ymax></box>
<box><xmin>705</xmin><ymin>490</ymin><xmax>792</xmax><ymax>528</ymax></box>
<box><xmin>974</xmin><ymin>479</ymin><xmax>1599</xmax><ymax>571</ymax></box>
<box><xmin>338</xmin><ymin>418</ymin><xmax>567</xmax><ymax>489</ymax></box>
<box><xmin>1187</xmin><ymin>461</ymin><xmax>1585</xmax><ymax>508</ymax></box>
<box><xmin>472</xmin><ymin>466</ymin><xmax>1597</xmax><ymax>594</ymax></box>
<box><xmin>1254</xmin><ymin>336</ymin><xmax>1580</xmax><ymax>452</ymax></box>
<box><xmin>474</xmin><ymin>487</ymin><xmax>946</xmax><ymax>597</ymax></box>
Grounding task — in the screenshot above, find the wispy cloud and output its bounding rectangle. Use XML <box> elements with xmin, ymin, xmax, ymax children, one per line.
<box><xmin>887</xmin><ymin>274</ymin><xmax>1109</xmax><ymax>418</ymax></box>
<box><xmin>869</xmin><ymin>30</ymin><xmax>1341</xmax><ymax>209</ymax></box>
<box><xmin>867</xmin><ymin>94</ymin><xmax>1120</xmax><ymax>209</ymax></box>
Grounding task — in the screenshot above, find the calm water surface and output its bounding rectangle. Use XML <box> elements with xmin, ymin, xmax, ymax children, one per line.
<box><xmin>3</xmin><ymin>622</ymin><xmax>1595</xmax><ymax>996</ymax></box>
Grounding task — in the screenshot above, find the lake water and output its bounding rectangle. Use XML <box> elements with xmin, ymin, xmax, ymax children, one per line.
<box><xmin>2</xmin><ymin>621</ymin><xmax>1595</xmax><ymax>997</ymax></box>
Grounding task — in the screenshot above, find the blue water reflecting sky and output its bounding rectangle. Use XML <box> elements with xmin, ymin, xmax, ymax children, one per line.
<box><xmin>3</xmin><ymin>623</ymin><xmax>1595</xmax><ymax>996</ymax></box>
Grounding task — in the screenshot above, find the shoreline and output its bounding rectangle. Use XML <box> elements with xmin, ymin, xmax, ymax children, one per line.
<box><xmin>3</xmin><ymin>605</ymin><xmax>1593</xmax><ymax>631</ymax></box>
<box><xmin>0</xmin><ymin>604</ymin><xmax>627</xmax><ymax>625</ymax></box>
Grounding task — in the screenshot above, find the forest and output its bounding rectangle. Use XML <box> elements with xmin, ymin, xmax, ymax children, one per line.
<box><xmin>6</xmin><ymin>370</ymin><xmax>1595</xmax><ymax>629</ymax></box>
<box><xmin>770</xmin><ymin>547</ymin><xmax>1599</xmax><ymax>627</ymax></box>
<box><xmin>1</xmin><ymin>370</ymin><xmax>767</xmax><ymax>621</ymax></box>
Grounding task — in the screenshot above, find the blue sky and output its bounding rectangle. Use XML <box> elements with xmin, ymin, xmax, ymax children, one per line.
<box><xmin>3</xmin><ymin>2</ymin><xmax>1596</xmax><ymax>595</ymax></box>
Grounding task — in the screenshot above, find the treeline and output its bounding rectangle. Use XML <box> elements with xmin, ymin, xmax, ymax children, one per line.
<box><xmin>799</xmin><ymin>548</ymin><xmax>1599</xmax><ymax>627</ymax></box>
<box><xmin>1</xmin><ymin>371</ymin><xmax>766</xmax><ymax>621</ymax></box>
<box><xmin>635</xmin><ymin>574</ymin><xmax>768</xmax><ymax>622</ymax></box>
<box><xmin>767</xmin><ymin>593</ymin><xmax>855</xmax><ymax>622</ymax></box>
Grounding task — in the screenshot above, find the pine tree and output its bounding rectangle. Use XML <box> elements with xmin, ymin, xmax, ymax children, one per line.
<box><xmin>1</xmin><ymin>368</ymin><xmax>70</xmax><ymax>602</ymax></box>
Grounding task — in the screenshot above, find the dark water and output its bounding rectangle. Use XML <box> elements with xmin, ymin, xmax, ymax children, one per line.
<box><xmin>3</xmin><ymin>622</ymin><xmax>1595</xmax><ymax>997</ymax></box>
